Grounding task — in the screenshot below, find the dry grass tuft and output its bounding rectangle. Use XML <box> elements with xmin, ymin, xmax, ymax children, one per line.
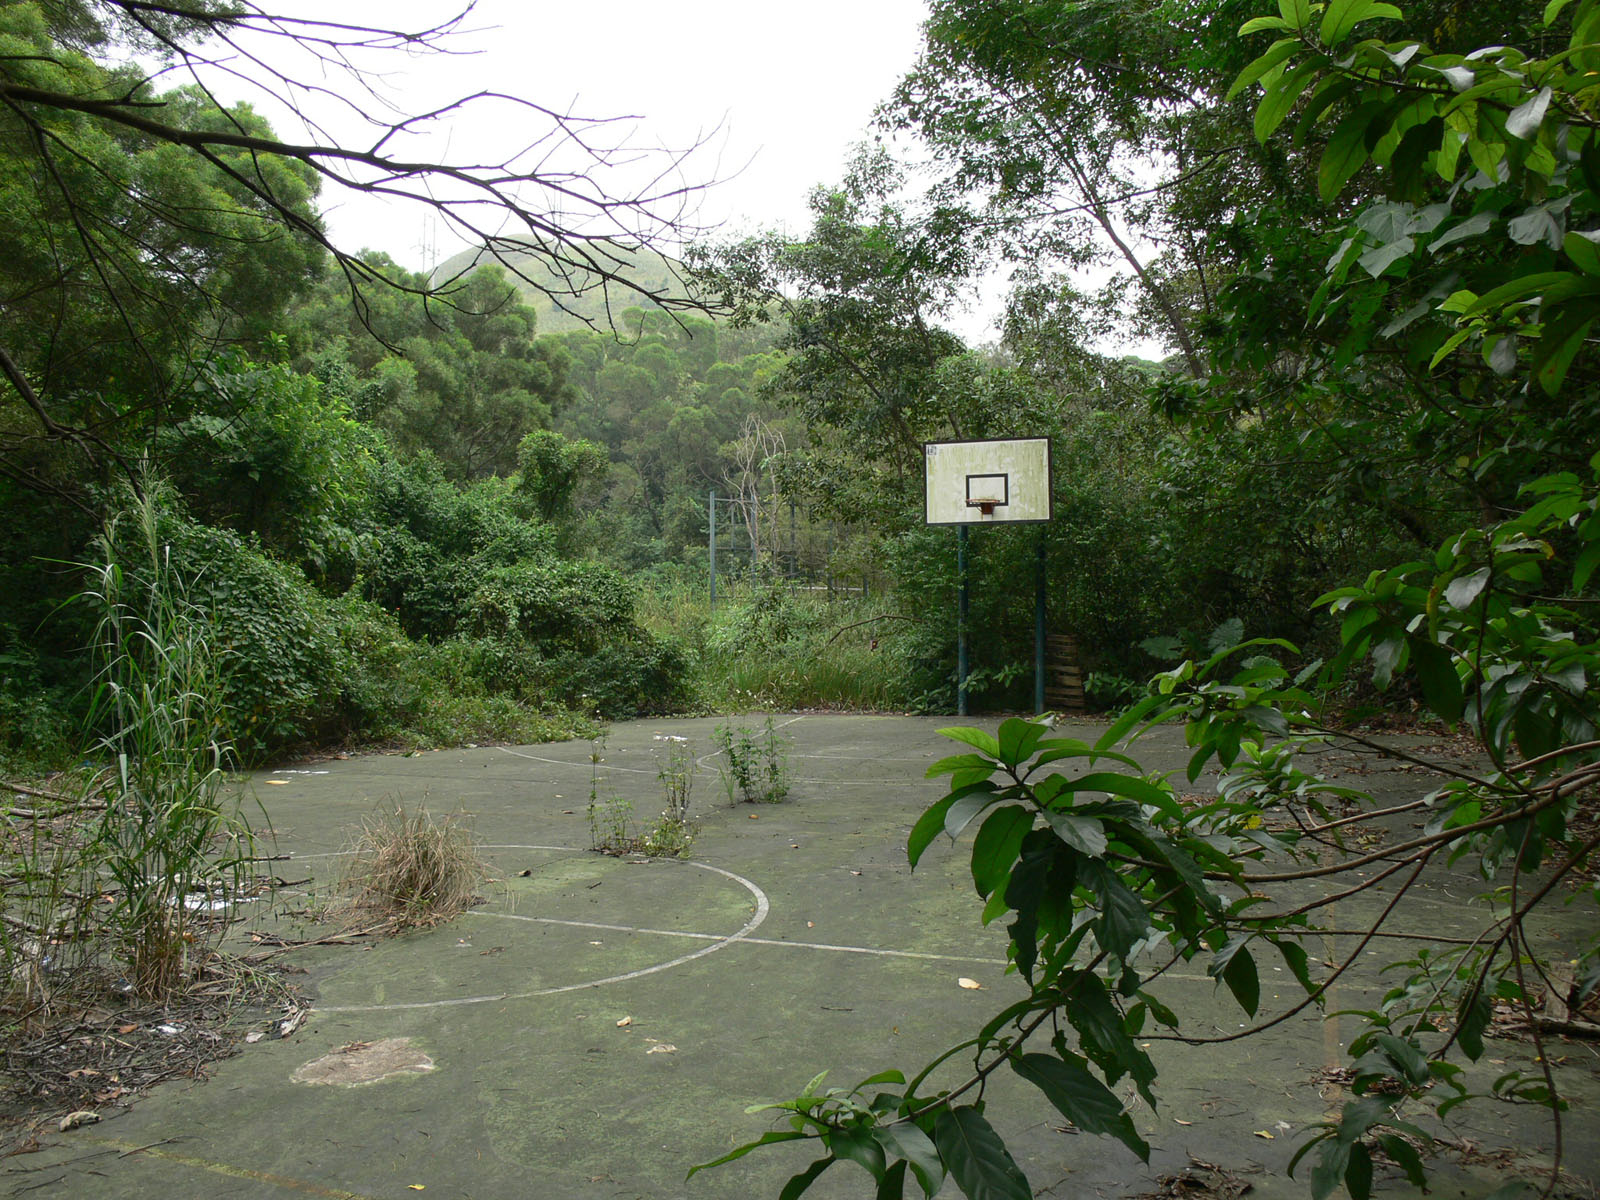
<box><xmin>338</xmin><ymin>803</ymin><xmax>485</xmax><ymax>930</ymax></box>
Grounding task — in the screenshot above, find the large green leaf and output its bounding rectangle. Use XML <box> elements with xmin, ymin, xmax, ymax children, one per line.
<box><xmin>939</xmin><ymin>726</ymin><xmax>1000</xmax><ymax>757</ymax></box>
<box><xmin>946</xmin><ymin>790</ymin><xmax>1003</xmax><ymax>840</ymax></box>
<box><xmin>1092</xmin><ymin>694</ymin><xmax>1166</xmax><ymax>752</ymax></box>
<box><xmin>927</xmin><ymin>753</ymin><xmax>998</xmax><ymax>779</ymax></box>
<box><xmin>1255</xmin><ymin>60</ymin><xmax>1320</xmax><ymax>141</ymax></box>
<box><xmin>876</xmin><ymin>1159</ymin><xmax>908</xmax><ymax>1200</ymax></box>
<box><xmin>1377</xmin><ymin>1134</ymin><xmax>1427</xmax><ymax>1187</ymax></box>
<box><xmin>780</xmin><ymin>1156</ymin><xmax>836</xmax><ymax>1200</ymax></box>
<box><xmin>995</xmin><ymin>717</ymin><xmax>1048</xmax><ymax>767</ymax></box>
<box><xmin>1210</xmin><ymin>939</ymin><xmax>1262</xmax><ymax>1016</ymax></box>
<box><xmin>1228</xmin><ymin>36</ymin><xmax>1303</xmax><ymax>99</ymax></box>
<box><xmin>1320</xmin><ymin>0</ymin><xmax>1402</xmax><ymax>44</ymax></box>
<box><xmin>687</xmin><ymin>1129</ymin><xmax>811</xmax><ymax>1176</ymax></box>
<box><xmin>1044</xmin><ymin>810</ymin><xmax>1107</xmax><ymax>856</ymax></box>
<box><xmin>908</xmin><ymin>793</ymin><xmax>960</xmax><ymax>868</ymax></box>
<box><xmin>1278</xmin><ymin>0</ymin><xmax>1312</xmax><ymax>29</ymax></box>
<box><xmin>1344</xmin><ymin>1141</ymin><xmax>1374</xmax><ymax>1200</ymax></box>
<box><xmin>1408</xmin><ymin>637</ymin><xmax>1463</xmax><ymax>722</ymax></box>
<box><xmin>1052</xmin><ymin>772</ymin><xmax>1180</xmax><ymax>817</ymax></box>
<box><xmin>970</xmin><ymin>805</ymin><xmax>1035</xmax><ymax>898</ymax></box>
<box><xmin>932</xmin><ymin>1107</ymin><xmax>1031</xmax><ymax>1200</ymax></box>
<box><xmin>828</xmin><ymin>1126</ymin><xmax>887</xmax><ymax>1180</ymax></box>
<box><xmin>1080</xmin><ymin>860</ymin><xmax>1150</xmax><ymax>959</ymax></box>
<box><xmin>1320</xmin><ymin>100</ymin><xmax>1392</xmax><ymax>200</ymax></box>
<box><xmin>873</xmin><ymin>1122</ymin><xmax>945</xmax><ymax>1197</ymax></box>
<box><xmin>1011</xmin><ymin>1052</ymin><xmax>1150</xmax><ymax>1160</ymax></box>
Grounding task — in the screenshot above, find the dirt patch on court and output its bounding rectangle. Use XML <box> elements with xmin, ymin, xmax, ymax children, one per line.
<box><xmin>291</xmin><ymin>1037</ymin><xmax>434</xmax><ymax>1087</ymax></box>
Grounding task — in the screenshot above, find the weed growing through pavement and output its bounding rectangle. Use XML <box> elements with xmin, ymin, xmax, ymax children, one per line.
<box><xmin>338</xmin><ymin>801</ymin><xmax>485</xmax><ymax>931</ymax></box>
<box><xmin>80</xmin><ymin>484</ymin><xmax>259</xmax><ymax>1002</ymax></box>
<box><xmin>584</xmin><ymin>734</ymin><xmax>696</xmax><ymax>857</ymax></box>
<box><xmin>713</xmin><ymin>717</ymin><xmax>791</xmax><ymax>804</ymax></box>
<box><xmin>0</xmin><ymin>483</ymin><xmax>291</xmax><ymax>1138</ymax></box>
<box><xmin>642</xmin><ymin>735</ymin><xmax>695</xmax><ymax>856</ymax></box>
<box><xmin>586</xmin><ymin>734</ymin><xmax>634</xmax><ymax>852</ymax></box>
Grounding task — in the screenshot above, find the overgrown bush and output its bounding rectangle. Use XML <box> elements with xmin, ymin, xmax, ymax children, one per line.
<box><xmin>360</xmin><ymin>454</ymin><xmax>554</xmax><ymax>640</ymax></box>
<box><xmin>145</xmin><ymin>516</ymin><xmax>346</xmax><ymax>756</ymax></box>
<box><xmin>694</xmin><ymin>582</ymin><xmax>911</xmax><ymax>711</ymax></box>
<box><xmin>466</xmin><ymin>559</ymin><xmax>634</xmax><ymax>652</ymax></box>
<box><xmin>0</xmin><ymin>625</ymin><xmax>78</xmax><ymax>772</ymax></box>
<box><xmin>545</xmin><ymin>632</ymin><xmax>693</xmax><ymax>717</ymax></box>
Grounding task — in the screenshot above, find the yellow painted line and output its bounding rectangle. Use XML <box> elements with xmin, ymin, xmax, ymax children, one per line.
<box><xmin>91</xmin><ymin>1137</ymin><xmax>383</xmax><ymax>1199</ymax></box>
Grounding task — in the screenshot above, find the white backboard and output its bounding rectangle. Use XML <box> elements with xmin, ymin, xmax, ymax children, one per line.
<box><xmin>923</xmin><ymin>438</ymin><xmax>1053</xmax><ymax>525</ymax></box>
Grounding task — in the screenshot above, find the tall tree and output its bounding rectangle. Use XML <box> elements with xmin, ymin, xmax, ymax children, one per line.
<box><xmin>0</xmin><ymin>0</ymin><xmax>713</xmax><ymax>499</ymax></box>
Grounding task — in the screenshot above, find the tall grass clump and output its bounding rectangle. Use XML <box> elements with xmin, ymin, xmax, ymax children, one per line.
<box><xmin>338</xmin><ymin>803</ymin><xmax>485</xmax><ymax>930</ymax></box>
<box><xmin>80</xmin><ymin>483</ymin><xmax>256</xmax><ymax>1002</ymax></box>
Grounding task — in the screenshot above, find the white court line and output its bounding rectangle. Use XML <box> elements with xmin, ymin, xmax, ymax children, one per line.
<box><xmin>470</xmin><ymin>910</ymin><xmax>1008</xmax><ymax>966</ymax></box>
<box><xmin>313</xmin><ymin>848</ymin><xmax>769</xmax><ymax>1014</ymax></box>
<box><xmin>493</xmin><ymin>747</ymin><xmax>655</xmax><ymax>775</ymax></box>
<box><xmin>494</xmin><ymin>715</ymin><xmax>810</xmax><ymax>777</ymax></box>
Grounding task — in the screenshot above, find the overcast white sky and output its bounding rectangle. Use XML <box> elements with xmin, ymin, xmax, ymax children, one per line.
<box><xmin>179</xmin><ymin>1</ymin><xmax>1115</xmax><ymax>345</ymax></box>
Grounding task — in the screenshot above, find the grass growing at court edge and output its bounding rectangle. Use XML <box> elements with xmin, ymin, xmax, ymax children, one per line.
<box><xmin>634</xmin><ymin>575</ymin><xmax>914</xmax><ymax>712</ymax></box>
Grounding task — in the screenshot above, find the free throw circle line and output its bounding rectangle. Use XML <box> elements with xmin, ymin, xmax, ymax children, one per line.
<box><xmin>313</xmin><ymin>847</ymin><xmax>769</xmax><ymax>1014</ymax></box>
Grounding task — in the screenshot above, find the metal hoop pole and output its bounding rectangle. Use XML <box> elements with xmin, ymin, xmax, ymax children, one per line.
<box><xmin>957</xmin><ymin>524</ymin><xmax>969</xmax><ymax>717</ymax></box>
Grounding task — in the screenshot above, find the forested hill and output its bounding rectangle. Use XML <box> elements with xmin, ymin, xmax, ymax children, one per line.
<box><xmin>430</xmin><ymin>242</ymin><xmax>695</xmax><ymax>333</ymax></box>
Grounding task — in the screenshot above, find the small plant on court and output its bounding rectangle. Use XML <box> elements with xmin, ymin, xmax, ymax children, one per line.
<box><xmin>583</xmin><ymin>735</ymin><xmax>697</xmax><ymax>857</ymax></box>
<box><xmin>642</xmin><ymin>734</ymin><xmax>696</xmax><ymax>856</ymax></box>
<box><xmin>713</xmin><ymin>717</ymin><xmax>791</xmax><ymax>804</ymax></box>
<box><xmin>586</xmin><ymin>734</ymin><xmax>635</xmax><ymax>853</ymax></box>
<box><xmin>339</xmin><ymin>801</ymin><xmax>485</xmax><ymax>930</ymax></box>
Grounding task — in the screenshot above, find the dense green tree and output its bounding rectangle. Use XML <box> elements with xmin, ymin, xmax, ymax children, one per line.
<box><xmin>288</xmin><ymin>263</ymin><xmax>577</xmax><ymax>480</ymax></box>
<box><xmin>0</xmin><ymin>3</ymin><xmax>323</xmax><ymax>503</ymax></box>
<box><xmin>158</xmin><ymin>356</ymin><xmax>377</xmax><ymax>584</ymax></box>
<box><xmin>515</xmin><ymin>430</ymin><xmax>610</xmax><ymax>526</ymax></box>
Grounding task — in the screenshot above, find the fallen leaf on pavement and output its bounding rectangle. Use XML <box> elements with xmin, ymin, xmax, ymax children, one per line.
<box><xmin>958</xmin><ymin>978</ymin><xmax>982</xmax><ymax>990</ymax></box>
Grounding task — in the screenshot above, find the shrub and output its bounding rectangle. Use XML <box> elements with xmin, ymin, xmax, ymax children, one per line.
<box><xmin>547</xmin><ymin>632</ymin><xmax>693</xmax><ymax>717</ymax></box>
<box><xmin>466</xmin><ymin>559</ymin><xmax>635</xmax><ymax>653</ymax></box>
<box><xmin>0</xmin><ymin>625</ymin><xmax>78</xmax><ymax>772</ymax></box>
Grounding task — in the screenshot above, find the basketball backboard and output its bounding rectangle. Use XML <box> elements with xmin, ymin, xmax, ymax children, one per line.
<box><xmin>923</xmin><ymin>437</ymin><xmax>1053</xmax><ymax>525</ymax></box>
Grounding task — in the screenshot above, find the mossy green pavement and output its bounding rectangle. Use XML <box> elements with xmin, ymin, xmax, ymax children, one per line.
<box><xmin>4</xmin><ymin>715</ymin><xmax>1594</xmax><ymax>1199</ymax></box>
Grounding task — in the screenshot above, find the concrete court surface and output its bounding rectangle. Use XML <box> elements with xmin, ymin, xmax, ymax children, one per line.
<box><xmin>3</xmin><ymin>713</ymin><xmax>1595</xmax><ymax>1200</ymax></box>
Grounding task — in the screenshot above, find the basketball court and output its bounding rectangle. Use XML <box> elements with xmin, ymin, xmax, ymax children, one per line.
<box><xmin>2</xmin><ymin>714</ymin><xmax>1591</xmax><ymax>1199</ymax></box>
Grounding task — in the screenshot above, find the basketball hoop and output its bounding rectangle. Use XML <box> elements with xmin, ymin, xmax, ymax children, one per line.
<box><xmin>967</xmin><ymin>498</ymin><xmax>1001</xmax><ymax>516</ymax></box>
